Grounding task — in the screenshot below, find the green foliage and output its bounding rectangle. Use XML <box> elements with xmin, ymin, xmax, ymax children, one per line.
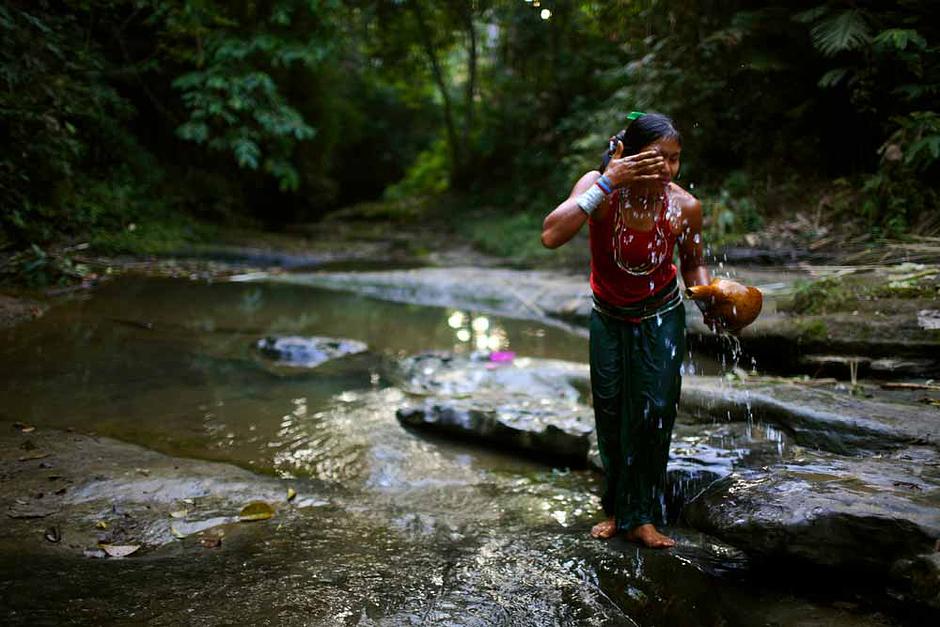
<box><xmin>806</xmin><ymin>9</ymin><xmax>871</xmax><ymax>56</ymax></box>
<box><xmin>163</xmin><ymin>1</ymin><xmax>334</xmax><ymax>192</ymax></box>
<box><xmin>786</xmin><ymin>270</ymin><xmax>938</xmax><ymax>316</ymax></box>
<box><xmin>384</xmin><ymin>140</ymin><xmax>450</xmax><ymax>200</ymax></box>
<box><xmin>459</xmin><ymin>211</ymin><xmax>554</xmax><ymax>265</ymax></box>
<box><xmin>794</xmin><ymin>318</ymin><xmax>831</xmax><ymax>343</ymax></box>
<box><xmin>0</xmin><ymin>245</ymin><xmax>88</xmax><ymax>289</ymax></box>
<box><xmin>788</xmin><ymin>277</ymin><xmax>854</xmax><ymax>315</ymax></box>
<box><xmin>4</xmin><ymin>0</ymin><xmax>940</xmax><ymax>277</ymax></box>
<box><xmin>0</xmin><ymin>1</ymin><xmax>132</xmax><ymax>245</ymax></box>
<box><xmin>701</xmin><ymin>171</ymin><xmax>765</xmax><ymax>243</ymax></box>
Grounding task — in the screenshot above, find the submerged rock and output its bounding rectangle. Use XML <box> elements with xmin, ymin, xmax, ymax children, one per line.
<box><xmin>255</xmin><ymin>335</ymin><xmax>368</xmax><ymax>368</ymax></box>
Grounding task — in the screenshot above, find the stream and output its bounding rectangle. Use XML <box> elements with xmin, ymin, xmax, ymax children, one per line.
<box><xmin>0</xmin><ymin>277</ymin><xmax>931</xmax><ymax>625</ymax></box>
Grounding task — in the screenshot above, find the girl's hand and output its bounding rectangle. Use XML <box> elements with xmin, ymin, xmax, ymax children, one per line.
<box><xmin>603</xmin><ymin>140</ymin><xmax>665</xmax><ymax>188</ymax></box>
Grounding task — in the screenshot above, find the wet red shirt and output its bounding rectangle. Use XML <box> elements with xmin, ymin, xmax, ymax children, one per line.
<box><xmin>589</xmin><ymin>190</ymin><xmax>678</xmax><ymax>307</ymax></box>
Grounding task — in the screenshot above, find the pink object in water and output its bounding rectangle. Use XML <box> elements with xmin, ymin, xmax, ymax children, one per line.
<box><xmin>489</xmin><ymin>351</ymin><xmax>516</xmax><ymax>363</ymax></box>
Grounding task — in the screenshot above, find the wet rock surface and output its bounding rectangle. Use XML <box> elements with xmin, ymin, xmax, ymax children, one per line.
<box><xmin>683</xmin><ymin>446</ymin><xmax>940</xmax><ymax>607</ymax></box>
<box><xmin>393</xmin><ymin>354</ymin><xmax>781</xmax><ymax>515</ymax></box>
<box><xmin>395</xmin><ymin>352</ymin><xmax>594</xmax><ymax>464</ymax></box>
<box><xmin>0</xmin><ymin>424</ymin><xmax>319</xmax><ymax>556</ymax></box>
<box><xmin>683</xmin><ymin>446</ymin><xmax>940</xmax><ymax>566</ymax></box>
<box><xmin>681</xmin><ymin>377</ymin><xmax>940</xmax><ymax>452</ymax></box>
<box><xmin>389</xmin><ymin>352</ymin><xmax>940</xmax><ymax>610</ymax></box>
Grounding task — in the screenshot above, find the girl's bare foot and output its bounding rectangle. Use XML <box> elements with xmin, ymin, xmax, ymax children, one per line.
<box><xmin>590</xmin><ymin>517</ymin><xmax>617</xmax><ymax>539</ymax></box>
<box><xmin>624</xmin><ymin>524</ymin><xmax>676</xmax><ymax>548</ymax></box>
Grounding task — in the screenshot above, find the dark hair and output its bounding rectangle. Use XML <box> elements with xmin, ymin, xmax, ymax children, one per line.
<box><xmin>599</xmin><ymin>112</ymin><xmax>682</xmax><ymax>172</ymax></box>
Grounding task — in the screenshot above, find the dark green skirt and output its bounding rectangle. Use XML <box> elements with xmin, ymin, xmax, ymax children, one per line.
<box><xmin>589</xmin><ymin>299</ymin><xmax>686</xmax><ymax>531</ymax></box>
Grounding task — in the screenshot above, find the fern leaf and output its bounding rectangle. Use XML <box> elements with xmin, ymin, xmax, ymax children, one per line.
<box><xmin>810</xmin><ymin>10</ymin><xmax>871</xmax><ymax>56</ymax></box>
<box><xmin>818</xmin><ymin>68</ymin><xmax>849</xmax><ymax>88</ymax></box>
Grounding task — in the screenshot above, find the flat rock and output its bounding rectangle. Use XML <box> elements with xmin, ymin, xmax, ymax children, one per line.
<box><xmin>396</xmin><ymin>353</ymin><xmax>593</xmax><ymax>464</ymax></box>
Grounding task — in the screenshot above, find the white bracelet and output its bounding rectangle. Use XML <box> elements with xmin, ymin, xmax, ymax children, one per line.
<box><xmin>577</xmin><ymin>179</ymin><xmax>610</xmax><ymax>215</ymax></box>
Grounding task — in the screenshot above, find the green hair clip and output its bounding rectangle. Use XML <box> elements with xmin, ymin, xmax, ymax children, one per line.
<box><xmin>626</xmin><ymin>110</ymin><xmax>646</xmax><ymax>123</ymax></box>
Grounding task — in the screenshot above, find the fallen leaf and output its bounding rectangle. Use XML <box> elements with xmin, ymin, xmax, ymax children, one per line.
<box><xmin>18</xmin><ymin>452</ymin><xmax>50</xmax><ymax>462</ymax></box>
<box><xmin>44</xmin><ymin>526</ymin><xmax>61</xmax><ymax>543</ymax></box>
<box><xmin>8</xmin><ymin>505</ymin><xmax>54</xmax><ymax>519</ymax></box>
<box><xmin>239</xmin><ymin>501</ymin><xmax>275</xmax><ymax>522</ymax></box>
<box><xmin>286</xmin><ymin>487</ymin><xmax>297</xmax><ymax>502</ymax></box>
<box><xmin>95</xmin><ymin>520</ymin><xmax>109</xmax><ymax>530</ymax></box>
<box><xmin>13</xmin><ymin>422</ymin><xmax>35</xmax><ymax>433</ymax></box>
<box><xmin>99</xmin><ymin>544</ymin><xmax>140</xmax><ymax>558</ymax></box>
<box><xmin>169</xmin><ymin>509</ymin><xmax>188</xmax><ymax>519</ymax></box>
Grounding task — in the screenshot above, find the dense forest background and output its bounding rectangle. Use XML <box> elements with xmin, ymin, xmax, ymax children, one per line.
<box><xmin>2</xmin><ymin>0</ymin><xmax>939</xmax><ymax>279</ymax></box>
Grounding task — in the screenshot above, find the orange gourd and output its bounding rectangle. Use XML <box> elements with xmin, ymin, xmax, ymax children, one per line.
<box><xmin>685</xmin><ymin>278</ymin><xmax>763</xmax><ymax>332</ymax></box>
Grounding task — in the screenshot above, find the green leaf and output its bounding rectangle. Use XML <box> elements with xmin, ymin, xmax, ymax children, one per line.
<box><xmin>810</xmin><ymin>10</ymin><xmax>871</xmax><ymax>57</ymax></box>
<box><xmin>818</xmin><ymin>68</ymin><xmax>849</xmax><ymax>88</ymax></box>
<box><xmin>906</xmin><ymin>136</ymin><xmax>940</xmax><ymax>167</ymax></box>
<box><xmin>176</xmin><ymin>121</ymin><xmax>209</xmax><ymax>144</ymax></box>
<box><xmin>794</xmin><ymin>5</ymin><xmax>828</xmax><ymax>24</ymax></box>
<box><xmin>233</xmin><ymin>138</ymin><xmax>260</xmax><ymax>169</ymax></box>
<box><xmin>873</xmin><ymin>29</ymin><xmax>927</xmax><ymax>51</ymax></box>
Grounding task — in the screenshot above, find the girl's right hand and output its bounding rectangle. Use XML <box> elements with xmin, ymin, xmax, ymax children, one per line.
<box><xmin>603</xmin><ymin>140</ymin><xmax>665</xmax><ymax>188</ymax></box>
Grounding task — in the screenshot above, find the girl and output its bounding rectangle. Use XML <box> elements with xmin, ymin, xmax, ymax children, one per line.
<box><xmin>541</xmin><ymin>112</ymin><xmax>712</xmax><ymax>548</ymax></box>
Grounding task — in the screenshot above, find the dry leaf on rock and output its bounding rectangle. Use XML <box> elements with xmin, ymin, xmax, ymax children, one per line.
<box><xmin>239</xmin><ymin>501</ymin><xmax>275</xmax><ymax>522</ymax></box>
<box><xmin>100</xmin><ymin>544</ymin><xmax>140</xmax><ymax>558</ymax></box>
<box><xmin>18</xmin><ymin>452</ymin><xmax>50</xmax><ymax>462</ymax></box>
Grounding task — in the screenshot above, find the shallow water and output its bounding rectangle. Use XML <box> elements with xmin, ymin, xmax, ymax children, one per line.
<box><xmin>0</xmin><ymin>277</ymin><xmax>908</xmax><ymax>625</ymax></box>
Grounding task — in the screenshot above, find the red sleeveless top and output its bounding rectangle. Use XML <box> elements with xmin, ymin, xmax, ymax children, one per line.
<box><xmin>589</xmin><ymin>189</ymin><xmax>679</xmax><ymax>306</ymax></box>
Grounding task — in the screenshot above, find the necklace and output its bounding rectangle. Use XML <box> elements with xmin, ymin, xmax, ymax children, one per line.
<box><xmin>612</xmin><ymin>189</ymin><xmax>672</xmax><ymax>276</ymax></box>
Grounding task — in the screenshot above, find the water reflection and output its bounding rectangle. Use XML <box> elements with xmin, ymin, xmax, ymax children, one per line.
<box><xmin>447</xmin><ymin>310</ymin><xmax>510</xmax><ymax>354</ymax></box>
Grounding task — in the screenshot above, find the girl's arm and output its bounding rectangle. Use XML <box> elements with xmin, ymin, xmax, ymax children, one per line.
<box><xmin>540</xmin><ymin>171</ymin><xmax>601</xmax><ymax>249</ymax></box>
<box><xmin>542</xmin><ymin>142</ymin><xmax>665</xmax><ymax>249</ymax></box>
<box><xmin>677</xmin><ymin>197</ymin><xmax>710</xmax><ymax>288</ymax></box>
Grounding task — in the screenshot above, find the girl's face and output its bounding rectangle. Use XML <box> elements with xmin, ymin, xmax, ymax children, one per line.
<box><xmin>641</xmin><ymin>136</ymin><xmax>681</xmax><ymax>185</ymax></box>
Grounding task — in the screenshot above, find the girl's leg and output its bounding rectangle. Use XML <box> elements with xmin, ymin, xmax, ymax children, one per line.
<box><xmin>617</xmin><ymin>304</ymin><xmax>686</xmax><ymax>536</ymax></box>
<box><xmin>589</xmin><ymin>310</ymin><xmax>626</xmax><ymax>532</ymax></box>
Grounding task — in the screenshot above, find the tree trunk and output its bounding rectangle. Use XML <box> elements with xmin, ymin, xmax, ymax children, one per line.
<box><xmin>408</xmin><ymin>0</ymin><xmax>461</xmax><ymax>182</ymax></box>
